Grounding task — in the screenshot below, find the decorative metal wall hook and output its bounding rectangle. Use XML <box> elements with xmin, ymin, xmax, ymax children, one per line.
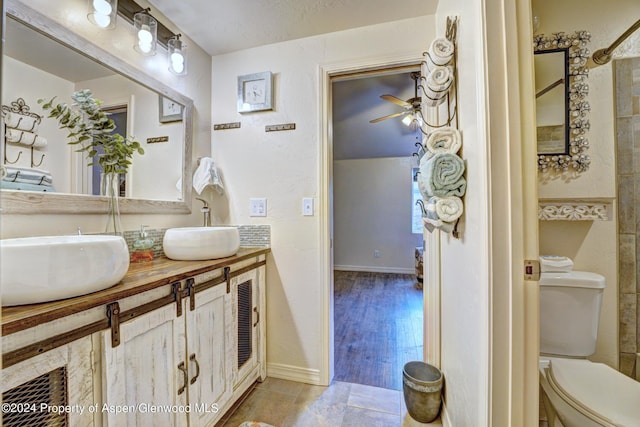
<box><xmin>4</xmin><ymin>149</ymin><xmax>22</xmax><ymax>165</ymax></box>
<box><xmin>416</xmin><ymin>199</ymin><xmax>427</xmax><ymax>215</ymax></box>
<box><xmin>446</xmin><ymin>16</ymin><xmax>459</xmax><ymax>43</ymax></box>
<box><xmin>31</xmin><ymin>148</ymin><xmax>45</xmax><ymax>167</ymax></box>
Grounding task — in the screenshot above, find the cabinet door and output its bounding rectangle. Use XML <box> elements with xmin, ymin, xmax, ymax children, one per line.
<box><xmin>1</xmin><ymin>336</ymin><xmax>94</xmax><ymax>427</ymax></box>
<box><xmin>185</xmin><ymin>283</ymin><xmax>232</xmax><ymax>427</ymax></box>
<box><xmin>231</xmin><ymin>267</ymin><xmax>263</xmax><ymax>388</ymax></box>
<box><xmin>102</xmin><ymin>303</ymin><xmax>187</xmax><ymax>427</ymax></box>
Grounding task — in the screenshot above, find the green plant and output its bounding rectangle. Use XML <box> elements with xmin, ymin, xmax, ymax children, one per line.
<box><xmin>39</xmin><ymin>89</ymin><xmax>144</xmax><ymax>175</ymax></box>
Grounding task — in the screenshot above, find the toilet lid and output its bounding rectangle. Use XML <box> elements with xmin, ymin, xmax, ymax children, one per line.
<box><xmin>547</xmin><ymin>358</ymin><xmax>640</xmax><ymax>426</ymax></box>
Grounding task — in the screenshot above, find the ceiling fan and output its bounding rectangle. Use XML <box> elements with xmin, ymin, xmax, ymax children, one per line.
<box><xmin>369</xmin><ymin>71</ymin><xmax>421</xmax><ymax>126</ymax></box>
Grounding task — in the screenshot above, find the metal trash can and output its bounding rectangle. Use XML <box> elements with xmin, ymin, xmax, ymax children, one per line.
<box><xmin>403</xmin><ymin>361</ymin><xmax>443</xmax><ymax>423</ymax></box>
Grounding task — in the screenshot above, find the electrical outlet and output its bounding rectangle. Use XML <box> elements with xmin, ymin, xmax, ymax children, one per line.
<box><xmin>374</xmin><ymin>250</ymin><xmax>380</xmax><ymax>258</ymax></box>
<box><xmin>249</xmin><ymin>198</ymin><xmax>267</xmax><ymax>217</ymax></box>
<box><xmin>302</xmin><ymin>198</ymin><xmax>314</xmax><ymax>216</ymax></box>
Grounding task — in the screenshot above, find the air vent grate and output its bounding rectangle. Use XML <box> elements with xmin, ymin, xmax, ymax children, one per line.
<box><xmin>237</xmin><ymin>280</ymin><xmax>253</xmax><ymax>369</ymax></box>
<box><xmin>2</xmin><ymin>366</ymin><xmax>68</xmax><ymax>426</ymax></box>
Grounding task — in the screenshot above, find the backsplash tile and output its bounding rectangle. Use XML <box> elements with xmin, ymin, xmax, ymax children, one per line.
<box><xmin>116</xmin><ymin>224</ymin><xmax>271</xmax><ymax>258</ymax></box>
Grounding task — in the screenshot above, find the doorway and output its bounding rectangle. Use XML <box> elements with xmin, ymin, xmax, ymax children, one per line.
<box><xmin>331</xmin><ymin>69</ymin><xmax>424</xmax><ymax>390</ymax></box>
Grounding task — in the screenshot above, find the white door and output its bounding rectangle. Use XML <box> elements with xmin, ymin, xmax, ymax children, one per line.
<box><xmin>102</xmin><ymin>303</ymin><xmax>187</xmax><ymax>427</ymax></box>
<box><xmin>186</xmin><ymin>283</ymin><xmax>232</xmax><ymax>427</ymax></box>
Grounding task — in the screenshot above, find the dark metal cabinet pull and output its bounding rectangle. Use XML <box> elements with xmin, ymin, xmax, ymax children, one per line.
<box><xmin>177</xmin><ymin>362</ymin><xmax>188</xmax><ymax>395</ymax></box>
<box><xmin>189</xmin><ymin>354</ymin><xmax>200</xmax><ymax>385</ymax></box>
<box><xmin>253</xmin><ymin>307</ymin><xmax>259</xmax><ymax>327</ymax></box>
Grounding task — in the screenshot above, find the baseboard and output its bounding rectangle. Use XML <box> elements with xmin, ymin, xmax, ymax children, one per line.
<box><xmin>334</xmin><ymin>264</ymin><xmax>415</xmax><ymax>274</ymax></box>
<box><xmin>441</xmin><ymin>401</ymin><xmax>451</xmax><ymax>427</ymax></box>
<box><xmin>266</xmin><ymin>362</ymin><xmax>322</xmax><ymax>385</ymax></box>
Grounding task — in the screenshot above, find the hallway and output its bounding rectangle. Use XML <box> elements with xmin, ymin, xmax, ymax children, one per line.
<box><xmin>333</xmin><ymin>270</ymin><xmax>424</xmax><ymax>390</ymax></box>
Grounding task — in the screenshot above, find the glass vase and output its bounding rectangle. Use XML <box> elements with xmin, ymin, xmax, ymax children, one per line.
<box><xmin>103</xmin><ymin>173</ymin><xmax>123</xmax><ymax>235</ymax></box>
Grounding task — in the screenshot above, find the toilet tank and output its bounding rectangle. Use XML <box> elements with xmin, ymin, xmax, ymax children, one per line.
<box><xmin>539</xmin><ymin>271</ymin><xmax>605</xmax><ymax>357</ymax></box>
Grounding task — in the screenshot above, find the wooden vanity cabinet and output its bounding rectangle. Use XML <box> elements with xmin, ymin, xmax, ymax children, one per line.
<box><xmin>1</xmin><ymin>249</ymin><xmax>268</xmax><ymax>427</ymax></box>
<box><xmin>101</xmin><ymin>280</ymin><xmax>232</xmax><ymax>427</ymax></box>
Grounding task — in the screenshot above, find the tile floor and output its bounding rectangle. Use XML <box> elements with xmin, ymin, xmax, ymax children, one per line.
<box><xmin>218</xmin><ymin>377</ymin><xmax>442</xmax><ymax>427</ymax></box>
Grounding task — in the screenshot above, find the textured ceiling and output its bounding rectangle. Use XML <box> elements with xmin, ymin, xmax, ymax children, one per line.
<box><xmin>146</xmin><ymin>0</ymin><xmax>439</xmax><ymax>56</ymax></box>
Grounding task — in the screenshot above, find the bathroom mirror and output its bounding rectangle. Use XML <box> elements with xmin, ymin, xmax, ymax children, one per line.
<box><xmin>1</xmin><ymin>0</ymin><xmax>193</xmax><ymax>214</ymax></box>
<box><xmin>533</xmin><ymin>31</ymin><xmax>591</xmax><ymax>173</ymax></box>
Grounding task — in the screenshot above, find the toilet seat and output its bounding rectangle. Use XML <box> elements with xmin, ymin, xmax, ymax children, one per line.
<box><xmin>543</xmin><ymin>357</ymin><xmax>640</xmax><ymax>427</ymax></box>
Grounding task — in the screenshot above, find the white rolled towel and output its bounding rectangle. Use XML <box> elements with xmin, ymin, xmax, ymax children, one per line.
<box><xmin>3</xmin><ymin>111</ymin><xmax>40</xmax><ymax>132</ymax></box>
<box><xmin>425</xmin><ymin>127</ymin><xmax>461</xmax><ymax>156</ymax></box>
<box><xmin>421</xmin><ymin>196</ymin><xmax>462</xmax><ymax>233</ymax></box>
<box><xmin>422</xmin><ymin>66</ymin><xmax>454</xmax><ymax>107</ymax></box>
<box><xmin>424</xmin><ymin>37</ymin><xmax>455</xmax><ymax>70</ymax></box>
<box><xmin>5</xmin><ymin>128</ymin><xmax>48</xmax><ymax>147</ymax></box>
<box><xmin>433</xmin><ymin>196</ymin><xmax>464</xmax><ymax>222</ymax></box>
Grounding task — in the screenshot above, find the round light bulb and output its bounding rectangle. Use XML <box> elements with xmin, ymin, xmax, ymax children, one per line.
<box><xmin>138</xmin><ymin>25</ymin><xmax>153</xmax><ymax>43</ymax></box>
<box><xmin>138</xmin><ymin>40</ymin><xmax>152</xmax><ymax>53</ymax></box>
<box><xmin>171</xmin><ymin>52</ymin><xmax>185</xmax><ymax>73</ymax></box>
<box><xmin>93</xmin><ymin>13</ymin><xmax>111</xmax><ymax>28</ymax></box>
<box><xmin>93</xmin><ymin>0</ymin><xmax>112</xmax><ymax>16</ymax></box>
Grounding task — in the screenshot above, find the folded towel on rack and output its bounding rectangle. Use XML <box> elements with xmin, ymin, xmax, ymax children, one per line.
<box><xmin>424</xmin><ymin>37</ymin><xmax>455</xmax><ymax>70</ymax></box>
<box><xmin>192</xmin><ymin>157</ymin><xmax>224</xmax><ymax>195</ymax></box>
<box><xmin>3</xmin><ymin>166</ymin><xmax>53</xmax><ymax>186</ymax></box>
<box><xmin>422</xmin><ymin>66</ymin><xmax>454</xmax><ymax>107</ymax></box>
<box><xmin>424</xmin><ymin>127</ymin><xmax>461</xmax><ymax>158</ymax></box>
<box><xmin>2</xmin><ymin>111</ymin><xmax>41</xmax><ymax>132</ymax></box>
<box><xmin>422</xmin><ymin>214</ymin><xmax>456</xmax><ymax>234</ymax></box>
<box><xmin>418</xmin><ymin>152</ymin><xmax>466</xmax><ymax>198</ymax></box>
<box><xmin>0</xmin><ymin>180</ymin><xmax>55</xmax><ymax>192</ymax></box>
<box><xmin>5</xmin><ymin>128</ymin><xmax>48</xmax><ymax>147</ymax></box>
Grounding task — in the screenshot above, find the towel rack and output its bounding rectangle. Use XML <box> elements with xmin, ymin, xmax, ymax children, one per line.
<box><xmin>415</xmin><ymin>16</ymin><xmax>464</xmax><ymax>238</ymax></box>
<box><xmin>2</xmin><ymin>98</ymin><xmax>46</xmax><ymax>168</ymax></box>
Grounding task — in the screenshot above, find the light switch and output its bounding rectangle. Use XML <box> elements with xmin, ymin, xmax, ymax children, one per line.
<box><xmin>302</xmin><ymin>198</ymin><xmax>314</xmax><ymax>216</ymax></box>
<box><xmin>249</xmin><ymin>198</ymin><xmax>267</xmax><ymax>217</ymax></box>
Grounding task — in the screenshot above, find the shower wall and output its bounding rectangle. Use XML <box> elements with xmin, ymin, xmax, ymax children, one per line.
<box><xmin>615</xmin><ymin>57</ymin><xmax>640</xmax><ymax>378</ymax></box>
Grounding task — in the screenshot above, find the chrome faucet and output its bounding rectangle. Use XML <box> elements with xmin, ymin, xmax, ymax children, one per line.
<box><xmin>195</xmin><ymin>197</ymin><xmax>211</xmax><ymax>227</ymax></box>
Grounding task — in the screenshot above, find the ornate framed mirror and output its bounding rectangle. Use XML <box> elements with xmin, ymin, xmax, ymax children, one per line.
<box><xmin>533</xmin><ymin>31</ymin><xmax>591</xmax><ymax>173</ymax></box>
<box><xmin>1</xmin><ymin>0</ymin><xmax>193</xmax><ymax>214</ymax></box>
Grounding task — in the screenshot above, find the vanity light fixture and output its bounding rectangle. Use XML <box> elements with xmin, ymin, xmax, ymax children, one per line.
<box><xmin>168</xmin><ymin>34</ymin><xmax>187</xmax><ymax>75</ymax></box>
<box><xmin>88</xmin><ymin>0</ymin><xmax>118</xmax><ymax>29</ymax></box>
<box><xmin>133</xmin><ymin>9</ymin><xmax>157</xmax><ymax>55</ymax></box>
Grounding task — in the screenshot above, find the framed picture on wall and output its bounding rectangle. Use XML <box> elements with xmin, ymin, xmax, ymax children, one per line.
<box><xmin>237</xmin><ymin>71</ymin><xmax>273</xmax><ymax>113</ymax></box>
<box><xmin>159</xmin><ymin>95</ymin><xmax>184</xmax><ymax>123</ymax></box>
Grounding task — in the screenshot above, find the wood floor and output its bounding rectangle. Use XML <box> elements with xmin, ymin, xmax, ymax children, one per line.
<box><xmin>333</xmin><ymin>270</ymin><xmax>424</xmax><ymax>390</ymax></box>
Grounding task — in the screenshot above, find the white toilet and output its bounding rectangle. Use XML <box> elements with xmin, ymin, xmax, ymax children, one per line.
<box><xmin>539</xmin><ymin>256</ymin><xmax>640</xmax><ymax>427</ymax></box>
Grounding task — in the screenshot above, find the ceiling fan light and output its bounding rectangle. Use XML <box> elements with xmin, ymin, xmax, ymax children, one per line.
<box><xmin>402</xmin><ymin>114</ymin><xmax>414</xmax><ymax>126</ymax></box>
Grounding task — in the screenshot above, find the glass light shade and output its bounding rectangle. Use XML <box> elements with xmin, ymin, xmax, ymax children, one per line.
<box><xmin>402</xmin><ymin>114</ymin><xmax>415</xmax><ymax>126</ymax></box>
<box><xmin>168</xmin><ymin>36</ymin><xmax>187</xmax><ymax>75</ymax></box>
<box><xmin>133</xmin><ymin>12</ymin><xmax>157</xmax><ymax>55</ymax></box>
<box><xmin>88</xmin><ymin>0</ymin><xmax>117</xmax><ymax>29</ymax></box>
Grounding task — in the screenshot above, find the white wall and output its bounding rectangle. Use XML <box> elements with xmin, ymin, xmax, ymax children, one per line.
<box><xmin>2</xmin><ymin>57</ymin><xmax>74</xmax><ymax>193</ymax></box>
<box><xmin>1</xmin><ymin>0</ymin><xmax>212</xmax><ymax>238</ymax></box>
<box><xmin>333</xmin><ymin>157</ymin><xmax>422</xmax><ymax>273</ymax></box>
<box><xmin>210</xmin><ymin>16</ymin><xmax>435</xmax><ymax>381</ymax></box>
<box><xmin>79</xmin><ymin>74</ymin><xmax>184</xmax><ymax>201</ymax></box>
<box><xmin>533</xmin><ymin>0</ymin><xmax>640</xmax><ymax>368</ymax></box>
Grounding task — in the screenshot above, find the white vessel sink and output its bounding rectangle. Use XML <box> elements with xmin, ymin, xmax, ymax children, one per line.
<box><xmin>163</xmin><ymin>227</ymin><xmax>240</xmax><ymax>261</ymax></box>
<box><xmin>1</xmin><ymin>235</ymin><xmax>130</xmax><ymax>306</ymax></box>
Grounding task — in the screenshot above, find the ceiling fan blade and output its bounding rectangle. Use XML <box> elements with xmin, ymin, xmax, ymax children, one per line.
<box><xmin>369</xmin><ymin>111</ymin><xmax>409</xmax><ymax>123</ymax></box>
<box><xmin>380</xmin><ymin>94</ymin><xmax>413</xmax><ymax>109</ymax></box>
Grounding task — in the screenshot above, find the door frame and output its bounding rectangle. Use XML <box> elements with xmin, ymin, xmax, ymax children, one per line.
<box><xmin>318</xmin><ymin>54</ymin><xmax>435</xmax><ymax>385</ymax></box>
